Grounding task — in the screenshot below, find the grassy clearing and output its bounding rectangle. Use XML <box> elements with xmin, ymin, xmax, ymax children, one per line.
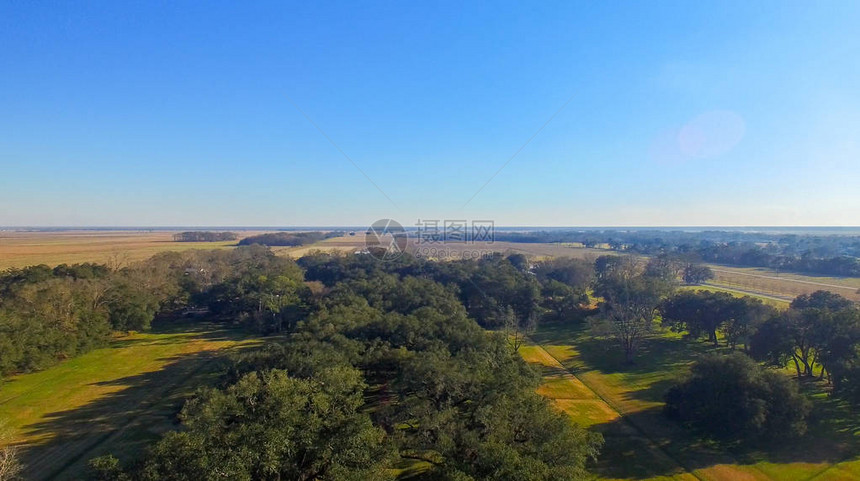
<box><xmin>0</xmin><ymin>320</ymin><xmax>258</xmax><ymax>481</ymax></box>
<box><xmin>524</xmin><ymin>322</ymin><xmax>860</xmax><ymax>481</ymax></box>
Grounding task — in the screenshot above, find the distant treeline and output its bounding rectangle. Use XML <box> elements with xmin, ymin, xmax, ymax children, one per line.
<box><xmin>494</xmin><ymin>230</ymin><xmax>860</xmax><ymax>277</ymax></box>
<box><xmin>237</xmin><ymin>231</ymin><xmax>342</xmax><ymax>247</ymax></box>
<box><xmin>172</xmin><ymin>231</ymin><xmax>238</xmax><ymax>242</ymax></box>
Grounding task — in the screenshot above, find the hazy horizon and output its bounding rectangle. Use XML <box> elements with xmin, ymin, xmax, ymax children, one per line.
<box><xmin>5</xmin><ymin>225</ymin><xmax>860</xmax><ymax>234</ymax></box>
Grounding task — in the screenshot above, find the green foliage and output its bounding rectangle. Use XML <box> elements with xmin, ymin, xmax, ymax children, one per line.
<box><xmin>237</xmin><ymin>231</ymin><xmax>342</xmax><ymax>247</ymax></box>
<box><xmin>532</xmin><ymin>256</ymin><xmax>593</xmax><ymax>289</ymax></box>
<box><xmin>0</xmin><ymin>246</ymin><xmax>313</xmax><ymax>378</ymax></box>
<box><xmin>172</xmin><ymin>231</ymin><xmax>238</xmax><ymax>242</ymax></box>
<box><xmin>751</xmin><ymin>290</ymin><xmax>860</xmax><ymax>381</ymax></box>
<box><xmin>682</xmin><ymin>264</ymin><xmax>714</xmax><ymax>285</ymax></box>
<box><xmin>105</xmin><ymin>280</ymin><xmax>161</xmax><ymax>332</ymax></box>
<box><xmin>189</xmin><ymin>246</ymin><xmax>310</xmax><ymax>333</ymax></box>
<box><xmin>660</xmin><ymin>290</ymin><xmax>774</xmax><ymax>348</ymax></box>
<box><xmin>533</xmin><ymin>257</ymin><xmax>593</xmax><ymax>323</ymax></box>
<box><xmin>89</xmin><ymin>454</ymin><xmax>129</xmax><ymax>481</ymax></box>
<box><xmin>126</xmin><ymin>368</ymin><xmax>392</xmax><ymax>481</ymax></box>
<box><xmin>0</xmin><ymin>277</ymin><xmax>111</xmax><ymax>375</ymax></box>
<box><xmin>592</xmin><ymin>256</ymin><xmax>675</xmax><ymax>363</ymax></box>
<box><xmin>97</xmin><ymin>252</ymin><xmax>602</xmax><ymax>480</ymax></box>
<box><xmin>665</xmin><ymin>353</ymin><xmax>810</xmax><ymax>444</ymax></box>
<box><xmin>383</xmin><ymin>341</ymin><xmax>601</xmax><ymax>480</ymax></box>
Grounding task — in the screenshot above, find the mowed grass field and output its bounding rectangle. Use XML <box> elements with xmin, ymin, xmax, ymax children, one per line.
<box><xmin>0</xmin><ymin>321</ymin><xmax>258</xmax><ymax>481</ymax></box>
<box><xmin>522</xmin><ymin>323</ymin><xmax>860</xmax><ymax>481</ymax></box>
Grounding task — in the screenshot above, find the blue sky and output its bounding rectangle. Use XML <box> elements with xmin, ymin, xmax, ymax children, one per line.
<box><xmin>1</xmin><ymin>1</ymin><xmax>859</xmax><ymax>227</ymax></box>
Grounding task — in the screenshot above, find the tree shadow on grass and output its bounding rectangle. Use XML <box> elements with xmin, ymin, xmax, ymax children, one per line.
<box><xmin>536</xmin><ymin>322</ymin><xmax>734</xmax><ymax>404</ymax></box>
<box><xmin>588</xmin><ymin>405</ymin><xmax>740</xmax><ymax>480</ymax></box>
<box><xmin>534</xmin><ymin>322</ymin><xmax>860</xmax><ymax>479</ymax></box>
<box><xmin>16</xmin><ymin>327</ymin><xmax>259</xmax><ymax>481</ymax></box>
<box><xmin>591</xmin><ymin>399</ymin><xmax>860</xmax><ymax>480</ymax></box>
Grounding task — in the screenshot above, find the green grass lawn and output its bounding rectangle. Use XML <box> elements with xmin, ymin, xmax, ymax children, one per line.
<box><xmin>0</xmin><ymin>320</ymin><xmax>258</xmax><ymax>481</ymax></box>
<box><xmin>524</xmin><ymin>322</ymin><xmax>860</xmax><ymax>481</ymax></box>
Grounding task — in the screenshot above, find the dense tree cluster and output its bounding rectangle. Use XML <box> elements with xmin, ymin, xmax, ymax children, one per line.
<box><xmin>0</xmin><ymin>262</ymin><xmax>178</xmax><ymax>377</ymax></box>
<box><xmin>750</xmin><ymin>291</ymin><xmax>860</xmax><ymax>392</ymax></box>
<box><xmin>660</xmin><ymin>290</ymin><xmax>774</xmax><ymax>349</ymax></box>
<box><xmin>664</xmin><ymin>353</ymin><xmax>810</xmax><ymax>443</ymax></box>
<box><xmin>681</xmin><ymin>264</ymin><xmax>714</xmax><ymax>285</ymax></box>
<box><xmin>298</xmin><ymin>251</ymin><xmax>588</xmax><ymax>329</ymax></box>
<box><xmin>0</xmin><ymin>247</ymin><xmax>315</xmax><ymax>378</ymax></box>
<box><xmin>171</xmin><ymin>231</ymin><xmax>238</xmax><ymax>242</ymax></box>
<box><xmin>237</xmin><ymin>231</ymin><xmax>343</xmax><ymax>247</ymax></box>
<box><xmin>91</xmin><ymin>251</ymin><xmax>603</xmax><ymax>480</ymax></box>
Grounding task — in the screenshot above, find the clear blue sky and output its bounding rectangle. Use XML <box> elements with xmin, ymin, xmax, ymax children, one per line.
<box><xmin>1</xmin><ymin>1</ymin><xmax>859</xmax><ymax>227</ymax></box>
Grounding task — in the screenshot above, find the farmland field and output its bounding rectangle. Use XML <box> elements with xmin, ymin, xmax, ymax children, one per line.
<box><xmin>706</xmin><ymin>266</ymin><xmax>860</xmax><ymax>303</ymax></box>
<box><xmin>523</xmin><ymin>323</ymin><xmax>860</xmax><ymax>481</ymax></box>
<box><xmin>0</xmin><ymin>230</ymin><xmax>362</xmax><ymax>270</ymax></box>
<box><xmin>0</xmin><ymin>231</ymin><xmax>241</xmax><ymax>270</ymax></box>
<box><xmin>0</xmin><ymin>321</ymin><xmax>258</xmax><ymax>480</ymax></box>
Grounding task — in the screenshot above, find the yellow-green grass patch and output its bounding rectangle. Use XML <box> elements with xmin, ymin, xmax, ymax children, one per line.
<box><xmin>537</xmin><ymin>376</ymin><xmax>597</xmax><ymax>399</ymax></box>
<box><xmin>0</xmin><ymin>321</ymin><xmax>258</xmax><ymax>480</ymax></box>
<box><xmin>552</xmin><ymin>399</ymin><xmax>620</xmax><ymax>428</ymax></box>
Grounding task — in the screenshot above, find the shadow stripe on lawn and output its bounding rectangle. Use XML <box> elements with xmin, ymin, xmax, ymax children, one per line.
<box><xmin>27</xmin><ymin>342</ymin><xmax>238</xmax><ymax>481</ymax></box>
<box><xmin>528</xmin><ymin>338</ymin><xmax>777</xmax><ymax>481</ymax></box>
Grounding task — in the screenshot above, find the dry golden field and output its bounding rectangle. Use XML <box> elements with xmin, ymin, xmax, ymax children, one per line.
<box><xmin>0</xmin><ymin>230</ymin><xmax>353</xmax><ymax>270</ymax></box>
<box><xmin>0</xmin><ymin>231</ymin><xmax>241</xmax><ymax>270</ymax></box>
<box><xmin>708</xmin><ymin>266</ymin><xmax>860</xmax><ymax>302</ymax></box>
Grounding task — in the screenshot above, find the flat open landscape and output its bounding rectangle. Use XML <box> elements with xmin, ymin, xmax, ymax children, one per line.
<box><xmin>523</xmin><ymin>322</ymin><xmax>860</xmax><ymax>481</ymax></box>
<box><xmin>4</xmin><ymin>230</ymin><xmax>856</xmax><ymax>307</ymax></box>
<box><xmin>0</xmin><ymin>321</ymin><xmax>257</xmax><ymax>480</ymax></box>
<box><xmin>2</xmin><ymin>232</ymin><xmax>859</xmax><ymax>480</ymax></box>
<box><xmin>0</xmin><ymin>230</ymin><xmax>364</xmax><ymax>270</ymax></box>
<box><xmin>6</xmin><ymin>4</ymin><xmax>860</xmax><ymax>479</ymax></box>
<box><xmin>0</xmin><ymin>231</ymin><xmax>241</xmax><ymax>270</ymax></box>
<box><xmin>0</xmin><ymin>231</ymin><xmax>611</xmax><ymax>270</ymax></box>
